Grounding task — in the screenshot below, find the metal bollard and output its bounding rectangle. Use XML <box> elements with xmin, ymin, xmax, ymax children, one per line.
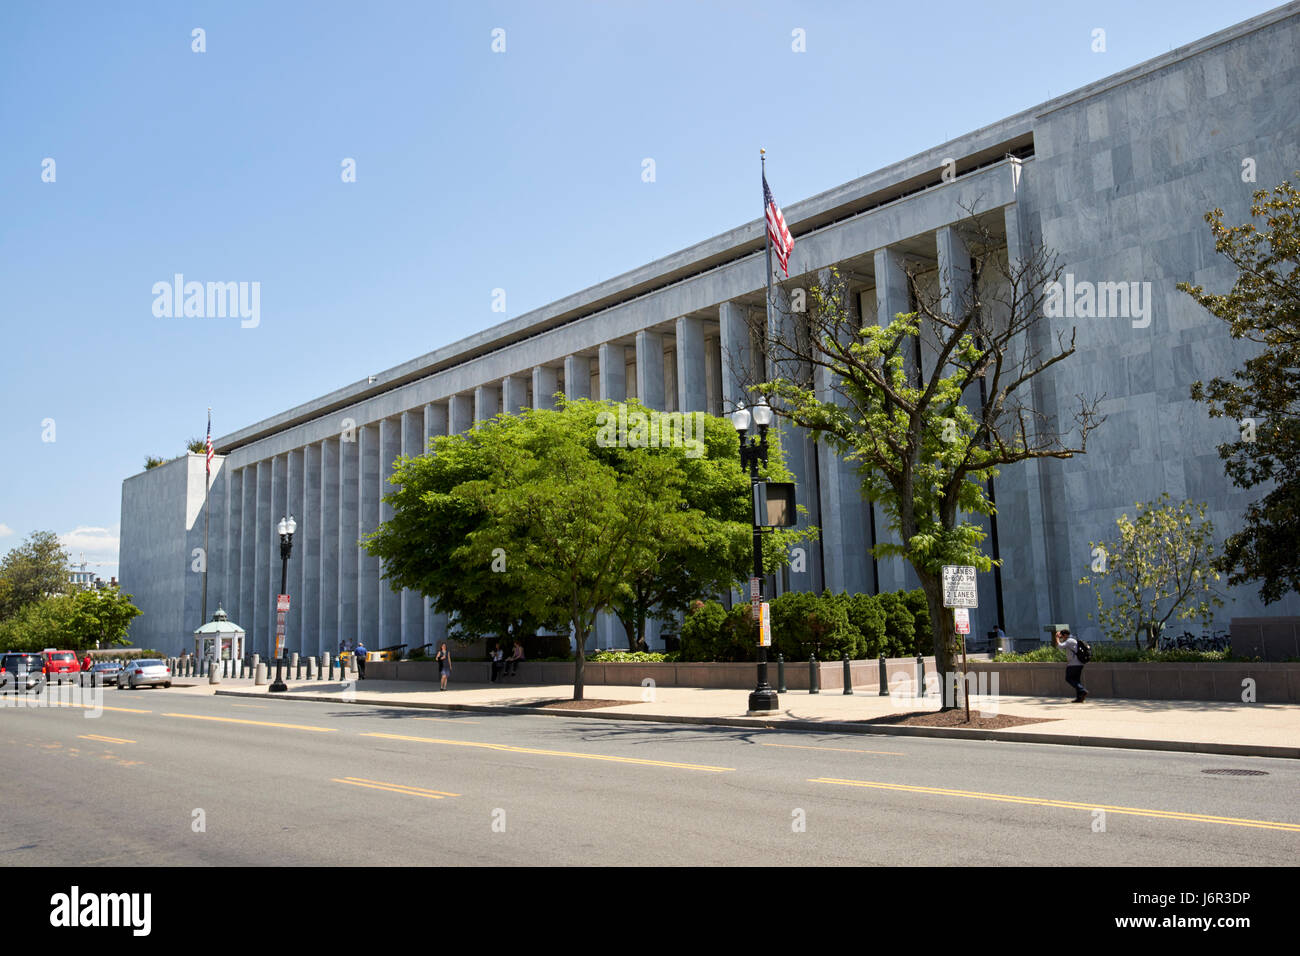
<box><xmin>777</xmin><ymin>653</ymin><xmax>786</xmax><ymax>693</ymax></box>
<box><xmin>306</xmin><ymin>657</ymin><xmax>315</xmax><ymax>680</ymax></box>
<box><xmin>916</xmin><ymin>654</ymin><xmax>925</xmax><ymax>698</ymax></box>
<box><xmin>878</xmin><ymin>654</ymin><xmax>888</xmax><ymax>696</ymax></box>
<box><xmin>295</xmin><ymin>657</ymin><xmax>303</xmax><ymax>680</ymax></box>
<box><xmin>238</xmin><ymin>658</ymin><xmax>245</xmax><ymax>679</ymax></box>
<box><xmin>809</xmin><ymin>653</ymin><xmax>819</xmax><ymax>694</ymax></box>
<box><xmin>842</xmin><ymin>653</ymin><xmax>853</xmax><ymax>695</ymax></box>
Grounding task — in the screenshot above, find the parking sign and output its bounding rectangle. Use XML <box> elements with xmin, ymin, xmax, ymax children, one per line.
<box><xmin>941</xmin><ymin>566</ymin><xmax>978</xmax><ymax>608</ymax></box>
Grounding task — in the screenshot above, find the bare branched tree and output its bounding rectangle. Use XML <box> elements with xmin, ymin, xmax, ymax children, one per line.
<box><xmin>735</xmin><ymin>201</ymin><xmax>1105</xmax><ymax>707</ymax></box>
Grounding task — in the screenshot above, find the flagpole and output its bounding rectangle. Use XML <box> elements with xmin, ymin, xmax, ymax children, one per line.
<box><xmin>202</xmin><ymin>407</ymin><xmax>210</xmax><ymax>627</ymax></box>
<box><xmin>761</xmin><ymin>149</ymin><xmax>775</xmax><ymax>378</ymax></box>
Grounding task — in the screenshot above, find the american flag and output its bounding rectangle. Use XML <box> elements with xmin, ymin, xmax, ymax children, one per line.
<box><xmin>763</xmin><ymin>174</ymin><xmax>794</xmax><ymax>277</ymax></box>
<box><xmin>205</xmin><ymin>409</ymin><xmax>214</xmax><ymax>474</ymax></box>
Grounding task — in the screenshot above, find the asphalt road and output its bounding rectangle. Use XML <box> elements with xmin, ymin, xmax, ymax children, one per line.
<box><xmin>1</xmin><ymin>687</ymin><xmax>1296</xmax><ymax>866</ymax></box>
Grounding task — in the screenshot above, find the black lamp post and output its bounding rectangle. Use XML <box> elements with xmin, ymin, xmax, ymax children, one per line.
<box><xmin>732</xmin><ymin>400</ymin><xmax>779</xmax><ymax>713</ymax></box>
<box><xmin>269</xmin><ymin>513</ymin><xmax>296</xmax><ymax>693</ymax></box>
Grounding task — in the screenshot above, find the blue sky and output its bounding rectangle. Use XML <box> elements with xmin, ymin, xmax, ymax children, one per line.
<box><xmin>0</xmin><ymin>0</ymin><xmax>1280</xmax><ymax>577</ymax></box>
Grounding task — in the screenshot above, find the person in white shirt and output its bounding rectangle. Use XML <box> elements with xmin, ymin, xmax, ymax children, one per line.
<box><xmin>1053</xmin><ymin>629</ymin><xmax>1087</xmax><ymax>702</ymax></box>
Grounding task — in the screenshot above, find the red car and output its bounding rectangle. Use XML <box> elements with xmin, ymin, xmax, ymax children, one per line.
<box><xmin>42</xmin><ymin>649</ymin><xmax>80</xmax><ymax>684</ymax></box>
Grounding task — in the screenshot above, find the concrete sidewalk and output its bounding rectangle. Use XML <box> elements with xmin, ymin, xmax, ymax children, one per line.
<box><xmin>188</xmin><ymin>675</ymin><xmax>1300</xmax><ymax>759</ymax></box>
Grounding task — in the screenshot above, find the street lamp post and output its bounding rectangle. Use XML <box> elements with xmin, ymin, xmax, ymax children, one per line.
<box><xmin>732</xmin><ymin>400</ymin><xmax>779</xmax><ymax>714</ymax></box>
<box><xmin>270</xmin><ymin>514</ymin><xmax>296</xmax><ymax>693</ymax></box>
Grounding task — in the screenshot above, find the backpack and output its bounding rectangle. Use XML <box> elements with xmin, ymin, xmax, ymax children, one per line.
<box><xmin>1074</xmin><ymin>638</ymin><xmax>1092</xmax><ymax>664</ymax></box>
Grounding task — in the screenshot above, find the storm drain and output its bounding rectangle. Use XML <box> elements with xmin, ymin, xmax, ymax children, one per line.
<box><xmin>1201</xmin><ymin>768</ymin><xmax>1269</xmax><ymax>776</ymax></box>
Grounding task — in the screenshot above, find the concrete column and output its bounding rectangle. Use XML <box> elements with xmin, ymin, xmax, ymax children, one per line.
<box><xmin>815</xmin><ymin>281</ymin><xmax>872</xmax><ymax>596</ymax></box>
<box><xmin>533</xmin><ymin>366</ymin><xmax>560</xmax><ymax>409</ymax></box>
<box><xmin>253</xmin><ymin>461</ymin><xmax>272</xmax><ymax>656</ymax></box>
<box><xmin>501</xmin><ymin>376</ymin><xmax>529</xmax><ymax>414</ymax></box>
<box><xmin>873</xmin><ymin>246</ymin><xmax>914</xmax><ymax>594</ymax></box>
<box><xmin>319</xmin><ymin>439</ymin><xmax>340</xmax><ymax>659</ymax></box>
<box><xmin>675</xmin><ymin>316</ymin><xmax>707</xmax><ymax>412</ymax></box>
<box><xmin>358</xmin><ymin>424</ymin><xmax>380</xmax><ymax>647</ymax></box>
<box><xmin>286</xmin><ymin>448</ymin><xmax>304</xmax><ymax>657</ymax></box>
<box><xmin>718</xmin><ymin>300</ymin><xmax>755</xmax><ymax>411</ymax></box>
<box><xmin>379</xmin><ymin>418</ymin><xmax>402</xmax><ymax>648</ymax></box>
<box><xmin>598</xmin><ymin>343</ymin><xmax>626</xmax><ymax>402</ymax></box>
<box><xmin>226</xmin><ymin>468</ymin><xmax>243</xmax><ymax>625</ymax></box>
<box><xmin>239</xmin><ymin>466</ymin><xmax>257</xmax><ymax>648</ymax></box>
<box><xmin>564</xmin><ymin>355</ymin><xmax>592</xmax><ymax>400</ymax></box>
<box><xmin>635</xmin><ymin>331</ymin><xmax>665</xmax><ymax>411</ymax></box>
<box><xmin>338</xmin><ymin>432</ymin><xmax>359</xmax><ymax>650</ymax></box>
<box><xmin>268</xmin><ymin>455</ymin><xmax>288</xmax><ymax>657</ymax></box>
<box><xmin>304</xmin><ymin>443</ymin><xmax>322</xmax><ymax>661</ymax></box>
<box><xmin>400</xmin><ymin>410</ymin><xmax>424</xmax><ymax>651</ymax></box>
<box><xmin>663</xmin><ymin>345</ymin><xmax>678</xmax><ymax>413</ymax></box>
<box><xmin>449</xmin><ymin>394</ymin><xmax>474</xmax><ymax>434</ymax></box>
<box><xmin>474</xmin><ymin>384</ymin><xmax>500</xmax><ymax>423</ymax></box>
<box><xmin>424</xmin><ymin>401</ymin><xmax>448</xmax><ymax>444</ymax></box>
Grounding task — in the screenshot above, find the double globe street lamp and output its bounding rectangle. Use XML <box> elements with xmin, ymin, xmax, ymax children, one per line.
<box><xmin>269</xmin><ymin>514</ymin><xmax>296</xmax><ymax>693</ymax></box>
<box><xmin>732</xmin><ymin>399</ymin><xmax>779</xmax><ymax>714</ymax></box>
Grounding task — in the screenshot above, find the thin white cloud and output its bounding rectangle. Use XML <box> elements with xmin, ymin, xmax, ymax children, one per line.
<box><xmin>60</xmin><ymin>526</ymin><xmax>120</xmax><ymax>571</ymax></box>
<box><xmin>0</xmin><ymin>523</ymin><xmax>13</xmax><ymax>537</ymax></box>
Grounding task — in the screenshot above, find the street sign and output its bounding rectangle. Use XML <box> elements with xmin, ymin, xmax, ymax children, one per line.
<box><xmin>953</xmin><ymin>607</ymin><xmax>970</xmax><ymax>634</ymax></box>
<box><xmin>275</xmin><ymin>594</ymin><xmax>290</xmax><ymax>657</ymax></box>
<box><xmin>758</xmin><ymin>602</ymin><xmax>771</xmax><ymax>647</ymax></box>
<box><xmin>750</xmin><ymin>577</ymin><xmax>761</xmax><ymax>619</ymax></box>
<box><xmin>941</xmin><ymin>565</ymin><xmax>978</xmax><ymax>608</ymax></box>
<box><xmin>276</xmin><ymin>594</ymin><xmax>290</xmax><ymax>613</ymax></box>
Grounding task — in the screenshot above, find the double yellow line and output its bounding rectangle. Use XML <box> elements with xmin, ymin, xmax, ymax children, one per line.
<box><xmin>332</xmin><ymin>777</ymin><xmax>459</xmax><ymax>799</ymax></box>
<box><xmin>810</xmin><ymin>778</ymin><xmax>1300</xmax><ymax>832</ymax></box>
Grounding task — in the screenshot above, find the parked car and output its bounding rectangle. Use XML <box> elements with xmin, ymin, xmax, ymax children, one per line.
<box><xmin>0</xmin><ymin>653</ymin><xmax>47</xmax><ymax>693</ymax></box>
<box><xmin>83</xmin><ymin>660</ymin><xmax>124</xmax><ymax>686</ymax></box>
<box><xmin>118</xmin><ymin>659</ymin><xmax>171</xmax><ymax>689</ymax></box>
<box><xmin>42</xmin><ymin>649</ymin><xmax>80</xmax><ymax>684</ymax></box>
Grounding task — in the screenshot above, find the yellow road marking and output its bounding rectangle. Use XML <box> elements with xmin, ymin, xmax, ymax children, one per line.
<box><xmin>78</xmin><ymin>734</ymin><xmax>135</xmax><ymax>744</ymax></box>
<box><xmin>761</xmin><ymin>742</ymin><xmax>905</xmax><ymax>756</ymax></box>
<box><xmin>162</xmin><ymin>713</ymin><xmax>337</xmax><ymax>733</ymax></box>
<box><xmin>333</xmin><ymin>777</ymin><xmax>459</xmax><ymax>799</ymax></box>
<box><xmin>48</xmin><ymin>701</ymin><xmax>153</xmax><ymax>714</ymax></box>
<box><xmin>809</xmin><ymin>778</ymin><xmax>1300</xmax><ymax>833</ymax></box>
<box><xmin>362</xmin><ymin>731</ymin><xmax>734</xmax><ymax>772</ymax></box>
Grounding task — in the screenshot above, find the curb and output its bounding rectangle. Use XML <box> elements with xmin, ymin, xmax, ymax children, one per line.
<box><xmin>213</xmin><ymin>688</ymin><xmax>1300</xmax><ymax>760</ymax></box>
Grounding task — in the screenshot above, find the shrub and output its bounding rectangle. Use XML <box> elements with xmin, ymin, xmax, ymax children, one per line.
<box><xmin>588</xmin><ymin>650</ymin><xmax>677</xmax><ymax>663</ymax></box>
<box><xmin>900</xmin><ymin>589</ymin><xmax>932</xmax><ymax>654</ymax></box>
<box><xmin>681</xmin><ymin>600</ymin><xmax>727</xmax><ymax>661</ymax></box>
<box><xmin>875</xmin><ymin>591</ymin><xmax>916</xmax><ymax>657</ymax></box>
<box><xmin>769</xmin><ymin>591</ymin><xmax>858</xmax><ymax>660</ymax></box>
<box><xmin>845</xmin><ymin>593</ymin><xmax>887</xmax><ymax>657</ymax></box>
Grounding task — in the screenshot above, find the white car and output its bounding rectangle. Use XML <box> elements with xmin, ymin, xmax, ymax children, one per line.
<box><xmin>118</xmin><ymin>659</ymin><xmax>172</xmax><ymax>689</ymax></box>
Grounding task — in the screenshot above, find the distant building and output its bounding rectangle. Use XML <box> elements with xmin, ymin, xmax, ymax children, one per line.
<box><xmin>120</xmin><ymin>5</ymin><xmax>1300</xmax><ymax>657</ymax></box>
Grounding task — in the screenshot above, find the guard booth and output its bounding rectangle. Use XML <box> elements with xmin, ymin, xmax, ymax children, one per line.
<box><xmin>193</xmin><ymin>604</ymin><xmax>246</xmax><ymax>661</ymax></box>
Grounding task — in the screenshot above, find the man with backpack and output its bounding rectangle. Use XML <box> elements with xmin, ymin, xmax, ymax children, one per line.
<box><xmin>1053</xmin><ymin>629</ymin><xmax>1090</xmax><ymax>702</ymax></box>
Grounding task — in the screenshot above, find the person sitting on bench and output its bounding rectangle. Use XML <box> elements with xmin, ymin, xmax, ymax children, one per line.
<box><xmin>503</xmin><ymin>640</ymin><xmax>525</xmax><ymax>677</ymax></box>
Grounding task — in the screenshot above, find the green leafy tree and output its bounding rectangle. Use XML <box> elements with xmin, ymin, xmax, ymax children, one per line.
<box><xmin>0</xmin><ymin>530</ymin><xmax>70</xmax><ymax>620</ymax></box>
<box><xmin>754</xmin><ymin>214</ymin><xmax>1103</xmax><ymax>707</ymax></box>
<box><xmin>0</xmin><ymin>594</ymin><xmax>76</xmax><ymax>651</ymax></box>
<box><xmin>65</xmin><ymin>587</ymin><xmax>142</xmax><ymax>650</ymax></box>
<box><xmin>1078</xmin><ymin>494</ymin><xmax>1225</xmax><ymax>648</ymax></box>
<box><xmin>1178</xmin><ymin>176</ymin><xmax>1300</xmax><ymax>604</ymax></box>
<box><xmin>597</xmin><ymin>402</ymin><xmax>813</xmax><ymax>650</ymax></box>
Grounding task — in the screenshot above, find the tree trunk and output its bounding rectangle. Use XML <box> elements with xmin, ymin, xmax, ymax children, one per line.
<box><xmin>917</xmin><ymin>572</ymin><xmax>955</xmax><ymax>711</ymax></box>
<box><xmin>618</xmin><ymin>613</ymin><xmax>638</xmax><ymax>651</ymax></box>
<box><xmin>573</xmin><ymin>625</ymin><xmax>587</xmax><ymax>701</ymax></box>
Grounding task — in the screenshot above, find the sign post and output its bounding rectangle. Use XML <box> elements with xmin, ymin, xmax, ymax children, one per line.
<box><xmin>275</xmin><ymin>594</ymin><xmax>290</xmax><ymax>660</ymax></box>
<box><xmin>941</xmin><ymin>566</ymin><xmax>977</xmax><ymax>722</ymax></box>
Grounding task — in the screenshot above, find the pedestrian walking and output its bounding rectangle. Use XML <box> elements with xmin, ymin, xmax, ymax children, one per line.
<box><xmin>355</xmin><ymin>641</ymin><xmax>367</xmax><ymax>680</ymax></box>
<box><xmin>1053</xmin><ymin>628</ymin><xmax>1089</xmax><ymax>702</ymax></box>
<box><xmin>435</xmin><ymin>642</ymin><xmax>451</xmax><ymax>691</ymax></box>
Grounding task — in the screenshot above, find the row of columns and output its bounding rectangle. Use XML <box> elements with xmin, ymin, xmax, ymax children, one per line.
<box><xmin>209</xmin><ymin>213</ymin><xmax>1029</xmax><ymax>655</ymax></box>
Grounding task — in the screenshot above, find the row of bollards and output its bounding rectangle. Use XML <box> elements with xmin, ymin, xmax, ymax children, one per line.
<box><xmin>767</xmin><ymin>651</ymin><xmax>930</xmax><ymax>695</ymax></box>
<box><xmin>161</xmin><ymin>652</ymin><xmax>359</xmax><ymax>684</ymax></box>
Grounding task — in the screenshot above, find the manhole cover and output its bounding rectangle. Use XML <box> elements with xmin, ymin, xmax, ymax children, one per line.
<box><xmin>1201</xmin><ymin>768</ymin><xmax>1269</xmax><ymax>776</ymax></box>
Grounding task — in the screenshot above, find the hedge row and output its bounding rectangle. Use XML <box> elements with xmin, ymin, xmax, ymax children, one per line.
<box><xmin>681</xmin><ymin>590</ymin><xmax>932</xmax><ymax>663</ymax></box>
